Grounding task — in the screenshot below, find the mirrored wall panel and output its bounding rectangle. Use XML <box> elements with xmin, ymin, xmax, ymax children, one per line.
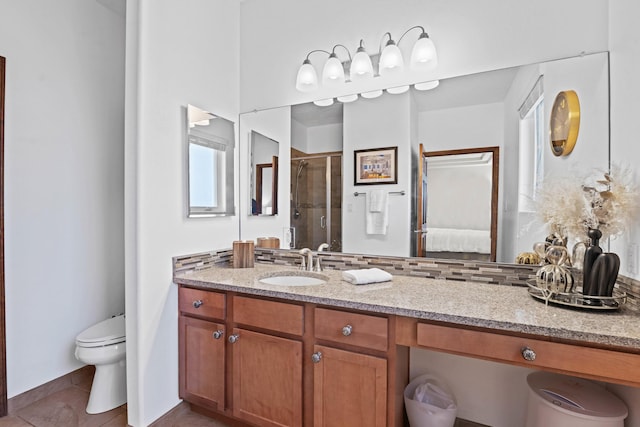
<box><xmin>187</xmin><ymin>104</ymin><xmax>235</xmax><ymax>217</ymax></box>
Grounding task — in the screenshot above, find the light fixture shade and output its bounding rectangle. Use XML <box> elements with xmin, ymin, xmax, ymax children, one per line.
<box><xmin>414</xmin><ymin>80</ymin><xmax>440</xmax><ymax>91</ymax></box>
<box><xmin>322</xmin><ymin>54</ymin><xmax>345</xmax><ymax>86</ymax></box>
<box><xmin>313</xmin><ymin>98</ymin><xmax>334</xmax><ymax>106</ymax></box>
<box><xmin>350</xmin><ymin>48</ymin><xmax>374</xmax><ymax>81</ymax></box>
<box><xmin>337</xmin><ymin>94</ymin><xmax>358</xmax><ymax>103</ymax></box>
<box><xmin>296</xmin><ymin>59</ymin><xmax>319</xmax><ymax>92</ymax></box>
<box><xmin>361</xmin><ymin>90</ymin><xmax>383</xmax><ymax>99</ymax></box>
<box><xmin>387</xmin><ymin>85</ymin><xmax>409</xmax><ymax>94</ymax></box>
<box><xmin>379</xmin><ymin>43</ymin><xmax>404</xmax><ymax>75</ymax></box>
<box><xmin>410</xmin><ymin>34</ymin><xmax>438</xmax><ymax>69</ymax></box>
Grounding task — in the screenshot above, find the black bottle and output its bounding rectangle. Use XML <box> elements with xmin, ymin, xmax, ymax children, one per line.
<box><xmin>582</xmin><ymin>228</ymin><xmax>602</xmax><ymax>296</ymax></box>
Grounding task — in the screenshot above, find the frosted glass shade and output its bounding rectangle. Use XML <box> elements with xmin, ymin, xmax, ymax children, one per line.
<box><xmin>322</xmin><ymin>55</ymin><xmax>345</xmax><ymax>86</ymax></box>
<box><xmin>379</xmin><ymin>43</ymin><xmax>404</xmax><ymax>75</ymax></box>
<box><xmin>350</xmin><ymin>49</ymin><xmax>374</xmax><ymax>81</ymax></box>
<box><xmin>410</xmin><ymin>35</ymin><xmax>438</xmax><ymax>69</ymax></box>
<box><xmin>296</xmin><ymin>60</ymin><xmax>318</xmax><ymax>92</ymax></box>
<box><xmin>387</xmin><ymin>85</ymin><xmax>409</xmax><ymax>94</ymax></box>
<box><xmin>313</xmin><ymin>98</ymin><xmax>334</xmax><ymax>106</ymax></box>
<box><xmin>361</xmin><ymin>90</ymin><xmax>383</xmax><ymax>99</ymax></box>
<box><xmin>337</xmin><ymin>94</ymin><xmax>358</xmax><ymax>103</ymax></box>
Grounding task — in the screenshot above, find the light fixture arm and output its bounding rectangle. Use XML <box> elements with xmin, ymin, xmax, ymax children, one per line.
<box><xmin>397</xmin><ymin>25</ymin><xmax>429</xmax><ymax>46</ymax></box>
<box><xmin>378</xmin><ymin>32</ymin><xmax>395</xmax><ymax>55</ymax></box>
<box><xmin>330</xmin><ymin>44</ymin><xmax>352</xmax><ymax>62</ymax></box>
<box><xmin>303</xmin><ymin>49</ymin><xmax>331</xmax><ymax>62</ymax></box>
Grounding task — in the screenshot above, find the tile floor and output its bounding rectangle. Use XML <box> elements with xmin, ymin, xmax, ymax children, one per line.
<box><xmin>0</xmin><ymin>372</ymin><xmax>229</xmax><ymax>427</ymax></box>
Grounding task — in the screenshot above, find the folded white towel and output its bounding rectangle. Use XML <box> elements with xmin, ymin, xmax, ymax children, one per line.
<box><xmin>366</xmin><ymin>190</ymin><xmax>389</xmax><ymax>235</ymax></box>
<box><xmin>368</xmin><ymin>189</ymin><xmax>386</xmax><ymax>213</ymax></box>
<box><xmin>342</xmin><ymin>268</ymin><xmax>393</xmax><ymax>285</ymax></box>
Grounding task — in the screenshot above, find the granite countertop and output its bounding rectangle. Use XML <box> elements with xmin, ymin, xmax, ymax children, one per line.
<box><xmin>173</xmin><ymin>263</ymin><xmax>640</xmax><ymax>352</ymax></box>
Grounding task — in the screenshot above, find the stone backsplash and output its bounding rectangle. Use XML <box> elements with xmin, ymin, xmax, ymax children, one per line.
<box><xmin>173</xmin><ymin>247</ymin><xmax>639</xmax><ymax>312</ymax></box>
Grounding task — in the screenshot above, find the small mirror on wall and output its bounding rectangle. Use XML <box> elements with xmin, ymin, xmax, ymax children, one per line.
<box><xmin>249</xmin><ymin>130</ymin><xmax>279</xmax><ymax>216</ymax></box>
<box><xmin>187</xmin><ymin>104</ymin><xmax>235</xmax><ymax>217</ymax></box>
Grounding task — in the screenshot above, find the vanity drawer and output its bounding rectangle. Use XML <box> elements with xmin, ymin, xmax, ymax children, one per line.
<box><xmin>179</xmin><ymin>287</ymin><xmax>226</xmax><ymax>320</ymax></box>
<box><xmin>416</xmin><ymin>322</ymin><xmax>640</xmax><ymax>386</ymax></box>
<box><xmin>232</xmin><ymin>295</ymin><xmax>304</xmax><ymax>336</ymax></box>
<box><xmin>315</xmin><ymin>308</ymin><xmax>388</xmax><ymax>352</ymax></box>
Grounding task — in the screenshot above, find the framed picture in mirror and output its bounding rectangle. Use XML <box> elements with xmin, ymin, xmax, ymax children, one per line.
<box><xmin>354</xmin><ymin>146</ymin><xmax>398</xmax><ymax>185</ymax></box>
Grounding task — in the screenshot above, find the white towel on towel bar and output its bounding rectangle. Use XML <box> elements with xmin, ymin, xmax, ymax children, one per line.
<box><xmin>366</xmin><ymin>189</ymin><xmax>388</xmax><ymax>235</ymax></box>
<box><xmin>342</xmin><ymin>268</ymin><xmax>393</xmax><ymax>285</ymax></box>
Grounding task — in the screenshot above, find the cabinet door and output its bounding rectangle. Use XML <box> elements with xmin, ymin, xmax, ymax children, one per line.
<box><xmin>313</xmin><ymin>345</ymin><xmax>387</xmax><ymax>427</ymax></box>
<box><xmin>231</xmin><ymin>328</ymin><xmax>303</xmax><ymax>427</ymax></box>
<box><xmin>179</xmin><ymin>315</ymin><xmax>225</xmax><ymax>410</ymax></box>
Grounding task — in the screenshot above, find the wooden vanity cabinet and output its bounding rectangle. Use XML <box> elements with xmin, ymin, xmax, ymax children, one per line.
<box><xmin>312</xmin><ymin>307</ymin><xmax>403</xmax><ymax>427</ymax></box>
<box><xmin>229</xmin><ymin>296</ymin><xmax>304</xmax><ymax>427</ymax></box>
<box><xmin>178</xmin><ymin>288</ymin><xmax>226</xmax><ymax>410</ymax></box>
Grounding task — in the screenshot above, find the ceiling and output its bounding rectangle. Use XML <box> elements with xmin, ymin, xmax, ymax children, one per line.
<box><xmin>291</xmin><ymin>66</ymin><xmax>519</xmax><ymax>128</ymax></box>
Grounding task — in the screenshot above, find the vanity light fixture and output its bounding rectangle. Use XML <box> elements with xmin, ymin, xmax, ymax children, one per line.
<box><xmin>386</xmin><ymin>85</ymin><xmax>410</xmax><ymax>94</ymax></box>
<box><xmin>361</xmin><ymin>89</ymin><xmax>383</xmax><ymax>99</ymax></box>
<box><xmin>295</xmin><ymin>25</ymin><xmax>438</xmax><ymax>101</ymax></box>
<box><xmin>414</xmin><ymin>80</ymin><xmax>440</xmax><ymax>91</ymax></box>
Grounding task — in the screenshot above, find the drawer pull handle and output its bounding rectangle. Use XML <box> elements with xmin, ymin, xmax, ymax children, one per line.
<box><xmin>521</xmin><ymin>347</ymin><xmax>536</xmax><ymax>361</ymax></box>
<box><xmin>213</xmin><ymin>330</ymin><xmax>224</xmax><ymax>340</ymax></box>
<box><xmin>228</xmin><ymin>334</ymin><xmax>239</xmax><ymax>344</ymax></box>
<box><xmin>311</xmin><ymin>352</ymin><xmax>323</xmax><ymax>363</ymax></box>
<box><xmin>342</xmin><ymin>325</ymin><xmax>353</xmax><ymax>336</ymax></box>
<box><xmin>192</xmin><ymin>300</ymin><xmax>203</xmax><ymax>309</ymax></box>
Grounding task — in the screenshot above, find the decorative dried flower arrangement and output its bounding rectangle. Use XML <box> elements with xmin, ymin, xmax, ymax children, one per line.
<box><xmin>535</xmin><ymin>165</ymin><xmax>640</xmax><ymax>243</ymax></box>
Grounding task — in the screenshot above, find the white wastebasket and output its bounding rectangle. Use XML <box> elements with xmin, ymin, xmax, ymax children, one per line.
<box><xmin>525</xmin><ymin>372</ymin><xmax>627</xmax><ymax>427</ymax></box>
<box><xmin>404</xmin><ymin>374</ymin><xmax>457</xmax><ymax>427</ymax></box>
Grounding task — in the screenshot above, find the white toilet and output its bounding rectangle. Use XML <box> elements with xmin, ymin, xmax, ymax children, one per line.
<box><xmin>75</xmin><ymin>314</ymin><xmax>127</xmax><ymax>414</ymax></box>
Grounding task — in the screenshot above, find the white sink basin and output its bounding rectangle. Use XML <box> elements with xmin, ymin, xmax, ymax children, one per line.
<box><xmin>258</xmin><ymin>271</ymin><xmax>328</xmax><ymax>286</ymax></box>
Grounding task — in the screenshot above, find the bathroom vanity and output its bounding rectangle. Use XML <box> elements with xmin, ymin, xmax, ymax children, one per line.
<box><xmin>174</xmin><ymin>262</ymin><xmax>640</xmax><ymax>427</ymax></box>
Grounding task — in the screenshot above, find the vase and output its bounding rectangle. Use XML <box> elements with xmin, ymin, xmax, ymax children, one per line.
<box><xmin>582</xmin><ymin>228</ymin><xmax>602</xmax><ymax>296</ymax></box>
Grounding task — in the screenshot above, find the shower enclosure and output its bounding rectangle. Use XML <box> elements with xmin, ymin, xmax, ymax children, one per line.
<box><xmin>290</xmin><ymin>153</ymin><xmax>342</xmax><ymax>251</ymax></box>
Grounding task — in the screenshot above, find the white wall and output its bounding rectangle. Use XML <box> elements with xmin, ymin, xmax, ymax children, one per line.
<box><xmin>0</xmin><ymin>0</ymin><xmax>125</xmax><ymax>397</ymax></box>
<box><xmin>239</xmin><ymin>107</ymin><xmax>291</xmax><ymax>245</ymax></box>
<box><xmin>125</xmin><ymin>0</ymin><xmax>240</xmax><ymax>425</ymax></box>
<box><xmin>342</xmin><ymin>93</ymin><xmax>412</xmax><ymax>257</ymax></box>
<box><xmin>306</xmin><ymin>123</ymin><xmax>342</xmax><ymax>153</ymax></box>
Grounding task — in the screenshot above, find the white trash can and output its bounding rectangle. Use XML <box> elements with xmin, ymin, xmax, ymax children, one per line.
<box><xmin>404</xmin><ymin>374</ymin><xmax>458</xmax><ymax>427</ymax></box>
<box><xmin>525</xmin><ymin>372</ymin><xmax>628</xmax><ymax>427</ymax></box>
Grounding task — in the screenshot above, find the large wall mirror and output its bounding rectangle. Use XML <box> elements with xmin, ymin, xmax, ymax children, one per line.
<box><xmin>238</xmin><ymin>52</ymin><xmax>610</xmax><ymax>264</ymax></box>
<box><xmin>186</xmin><ymin>104</ymin><xmax>235</xmax><ymax>217</ymax></box>
<box><xmin>250</xmin><ymin>130</ymin><xmax>279</xmax><ymax>216</ymax></box>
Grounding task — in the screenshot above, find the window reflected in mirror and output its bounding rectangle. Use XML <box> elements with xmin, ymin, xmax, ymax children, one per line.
<box><xmin>187</xmin><ymin>104</ymin><xmax>235</xmax><ymax>217</ymax></box>
<box><xmin>249</xmin><ymin>130</ymin><xmax>279</xmax><ymax>216</ymax></box>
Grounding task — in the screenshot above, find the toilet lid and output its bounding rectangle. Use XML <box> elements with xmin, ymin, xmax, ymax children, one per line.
<box><xmin>76</xmin><ymin>314</ymin><xmax>125</xmax><ymax>345</ymax></box>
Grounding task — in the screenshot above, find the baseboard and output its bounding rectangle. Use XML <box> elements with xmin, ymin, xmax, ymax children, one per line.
<box><xmin>7</xmin><ymin>365</ymin><xmax>94</xmax><ymax>414</ymax></box>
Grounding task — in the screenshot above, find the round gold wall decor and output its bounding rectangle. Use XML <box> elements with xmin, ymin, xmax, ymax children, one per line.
<box><xmin>550</xmin><ymin>90</ymin><xmax>580</xmax><ymax>156</ymax></box>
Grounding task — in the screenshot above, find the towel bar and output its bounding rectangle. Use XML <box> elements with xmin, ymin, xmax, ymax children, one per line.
<box><xmin>353</xmin><ymin>190</ymin><xmax>405</xmax><ymax>197</ymax></box>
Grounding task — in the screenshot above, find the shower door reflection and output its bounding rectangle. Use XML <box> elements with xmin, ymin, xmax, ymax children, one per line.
<box><xmin>290</xmin><ymin>153</ymin><xmax>342</xmax><ymax>251</ymax></box>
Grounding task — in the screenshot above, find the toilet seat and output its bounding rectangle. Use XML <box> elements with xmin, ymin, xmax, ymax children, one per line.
<box><xmin>76</xmin><ymin>314</ymin><xmax>126</xmax><ymax>348</ymax></box>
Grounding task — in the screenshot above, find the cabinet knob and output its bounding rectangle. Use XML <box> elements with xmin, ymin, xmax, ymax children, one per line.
<box><xmin>311</xmin><ymin>352</ymin><xmax>322</xmax><ymax>363</ymax></box>
<box><xmin>342</xmin><ymin>325</ymin><xmax>353</xmax><ymax>336</ymax></box>
<box><xmin>213</xmin><ymin>330</ymin><xmax>224</xmax><ymax>340</ymax></box>
<box><xmin>521</xmin><ymin>346</ymin><xmax>536</xmax><ymax>361</ymax></box>
<box><xmin>228</xmin><ymin>334</ymin><xmax>239</xmax><ymax>344</ymax></box>
<box><xmin>192</xmin><ymin>300</ymin><xmax>203</xmax><ymax>309</ymax></box>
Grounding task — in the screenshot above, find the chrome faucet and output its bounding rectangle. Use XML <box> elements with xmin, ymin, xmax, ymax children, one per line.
<box><xmin>299</xmin><ymin>248</ymin><xmax>313</xmax><ymax>271</ymax></box>
<box><xmin>315</xmin><ymin>243</ymin><xmax>329</xmax><ymax>271</ymax></box>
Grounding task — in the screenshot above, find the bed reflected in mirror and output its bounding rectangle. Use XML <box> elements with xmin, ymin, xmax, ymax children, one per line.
<box><xmin>418</xmin><ymin>146</ymin><xmax>498</xmax><ymax>261</ymax></box>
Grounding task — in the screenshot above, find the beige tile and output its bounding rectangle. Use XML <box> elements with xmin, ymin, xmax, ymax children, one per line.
<box><xmin>99</xmin><ymin>412</ymin><xmax>128</xmax><ymax>427</ymax></box>
<box><xmin>0</xmin><ymin>415</ymin><xmax>34</xmax><ymax>426</ymax></box>
<box><xmin>16</xmin><ymin>387</ymin><xmax>124</xmax><ymax>427</ymax></box>
<box><xmin>150</xmin><ymin>404</ymin><xmax>230</xmax><ymax>427</ymax></box>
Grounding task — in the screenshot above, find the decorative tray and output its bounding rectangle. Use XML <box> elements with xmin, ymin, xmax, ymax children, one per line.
<box><xmin>526</xmin><ymin>280</ymin><xmax>626</xmax><ymax>311</ymax></box>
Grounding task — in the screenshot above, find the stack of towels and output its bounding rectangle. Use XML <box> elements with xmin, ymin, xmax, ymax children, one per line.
<box><xmin>342</xmin><ymin>268</ymin><xmax>393</xmax><ymax>285</ymax></box>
